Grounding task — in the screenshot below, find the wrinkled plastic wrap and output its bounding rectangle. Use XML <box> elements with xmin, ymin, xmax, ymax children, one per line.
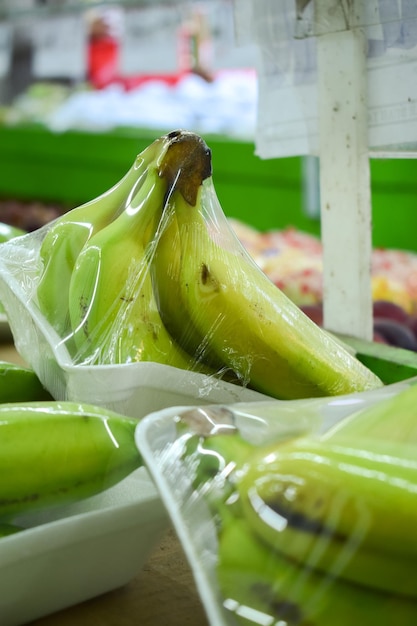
<box><xmin>0</xmin><ymin>131</ymin><xmax>383</xmax><ymax>416</ymax></box>
<box><xmin>136</xmin><ymin>386</ymin><xmax>417</xmax><ymax>626</ymax></box>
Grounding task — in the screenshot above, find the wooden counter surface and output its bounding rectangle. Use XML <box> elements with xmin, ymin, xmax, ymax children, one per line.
<box><xmin>0</xmin><ymin>341</ymin><xmax>210</xmax><ymax>626</ymax></box>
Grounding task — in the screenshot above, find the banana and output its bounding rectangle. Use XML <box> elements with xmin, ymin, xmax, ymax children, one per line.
<box><xmin>176</xmin><ymin>394</ymin><xmax>417</xmax><ymax>602</ymax></box>
<box><xmin>217</xmin><ymin>511</ymin><xmax>417</xmax><ymax>626</ymax></box>
<box><xmin>0</xmin><ymin>360</ymin><xmax>53</xmax><ymax>402</ymax></box>
<box><xmin>237</xmin><ymin>434</ymin><xmax>417</xmax><ymax>599</ymax></box>
<box><xmin>150</xmin><ymin>134</ymin><xmax>236</xmax><ymax>375</ymax></box>
<box><xmin>151</xmin><ymin>203</ymin><xmax>215</xmax><ymax>365</ymax></box>
<box><xmin>36</xmin><ymin>135</ymin><xmax>167</xmax><ymax>339</ymax></box>
<box><xmin>152</xmin><ymin>130</ymin><xmax>382</xmax><ymax>399</ymax></box>
<box><xmin>0</xmin><ymin>401</ymin><xmax>142</xmax><ymax>520</ymax></box>
<box><xmin>67</xmin><ymin>135</ymin><xmax>208</xmax><ymax>371</ymax></box>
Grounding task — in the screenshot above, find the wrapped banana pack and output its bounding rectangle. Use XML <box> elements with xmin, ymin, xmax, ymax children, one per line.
<box><xmin>137</xmin><ymin>383</ymin><xmax>417</xmax><ymax>626</ymax></box>
<box><xmin>0</xmin><ymin>129</ymin><xmax>383</xmax><ymax>411</ymax></box>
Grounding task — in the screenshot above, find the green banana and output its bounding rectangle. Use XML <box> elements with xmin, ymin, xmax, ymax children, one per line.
<box><xmin>237</xmin><ymin>434</ymin><xmax>417</xmax><ymax>599</ymax></box>
<box><xmin>150</xmin><ymin>135</ymin><xmax>222</xmax><ymax>370</ymax></box>
<box><xmin>151</xmin><ymin>203</ymin><xmax>214</xmax><ymax>365</ymax></box>
<box><xmin>36</xmin><ymin>135</ymin><xmax>166</xmax><ymax>339</ymax></box>
<box><xmin>67</xmin><ymin>135</ymin><xmax>208</xmax><ymax>371</ymax></box>
<box><xmin>0</xmin><ymin>401</ymin><xmax>142</xmax><ymax>520</ymax></box>
<box><xmin>152</xmin><ymin>130</ymin><xmax>382</xmax><ymax>399</ymax></box>
<box><xmin>0</xmin><ymin>360</ymin><xmax>53</xmax><ymax>402</ymax></box>
<box><xmin>217</xmin><ymin>510</ymin><xmax>417</xmax><ymax>626</ymax></box>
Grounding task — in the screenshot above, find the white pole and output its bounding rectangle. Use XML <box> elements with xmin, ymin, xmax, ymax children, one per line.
<box><xmin>316</xmin><ymin>2</ymin><xmax>373</xmax><ymax>341</ymax></box>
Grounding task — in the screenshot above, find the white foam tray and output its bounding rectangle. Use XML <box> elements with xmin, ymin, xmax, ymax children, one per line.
<box><xmin>0</xmin><ymin>467</ymin><xmax>168</xmax><ymax>626</ymax></box>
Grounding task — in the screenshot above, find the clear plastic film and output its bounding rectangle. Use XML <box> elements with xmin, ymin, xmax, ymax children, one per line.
<box><xmin>136</xmin><ymin>386</ymin><xmax>417</xmax><ymax>626</ymax></box>
<box><xmin>234</xmin><ymin>0</ymin><xmax>417</xmax><ymax>157</ymax></box>
<box><xmin>0</xmin><ymin>130</ymin><xmax>392</xmax><ymax>413</ymax></box>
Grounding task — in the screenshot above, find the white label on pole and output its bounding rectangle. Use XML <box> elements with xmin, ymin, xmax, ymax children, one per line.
<box><xmin>0</xmin><ymin>22</ymin><xmax>12</xmax><ymax>79</ymax></box>
<box><xmin>241</xmin><ymin>0</ymin><xmax>417</xmax><ymax>158</ymax></box>
<box><xmin>32</xmin><ymin>15</ymin><xmax>87</xmax><ymax>80</ymax></box>
<box><xmin>120</xmin><ymin>7</ymin><xmax>180</xmax><ymax>74</ymax></box>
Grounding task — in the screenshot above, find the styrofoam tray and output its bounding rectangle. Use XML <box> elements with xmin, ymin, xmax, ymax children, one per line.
<box><xmin>0</xmin><ymin>467</ymin><xmax>168</xmax><ymax>626</ymax></box>
<box><xmin>135</xmin><ymin>384</ymin><xmax>416</xmax><ymax>626</ymax></box>
<box><xmin>0</xmin><ymin>233</ymin><xmax>269</xmax><ymax>419</ymax></box>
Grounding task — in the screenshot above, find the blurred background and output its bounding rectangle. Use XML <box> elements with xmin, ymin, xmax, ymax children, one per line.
<box><xmin>0</xmin><ymin>0</ymin><xmax>264</xmax><ymax>229</ymax></box>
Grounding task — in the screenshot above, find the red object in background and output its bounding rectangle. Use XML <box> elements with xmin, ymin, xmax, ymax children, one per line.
<box><xmin>87</xmin><ymin>36</ymin><xmax>121</xmax><ymax>89</ymax></box>
<box><xmin>87</xmin><ymin>36</ymin><xmax>187</xmax><ymax>91</ymax></box>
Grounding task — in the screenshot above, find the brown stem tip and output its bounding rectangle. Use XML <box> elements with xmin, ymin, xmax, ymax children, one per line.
<box><xmin>160</xmin><ymin>130</ymin><xmax>212</xmax><ymax>206</ymax></box>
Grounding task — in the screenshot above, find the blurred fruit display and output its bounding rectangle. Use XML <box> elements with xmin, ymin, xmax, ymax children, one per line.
<box><xmin>0</xmin><ymin>198</ymin><xmax>67</xmax><ymax>232</ymax></box>
<box><xmin>230</xmin><ymin>219</ymin><xmax>417</xmax><ymax>351</ymax></box>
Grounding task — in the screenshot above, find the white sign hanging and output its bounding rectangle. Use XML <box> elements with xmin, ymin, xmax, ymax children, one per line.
<box><xmin>236</xmin><ymin>0</ymin><xmax>417</xmax><ymax>158</ymax></box>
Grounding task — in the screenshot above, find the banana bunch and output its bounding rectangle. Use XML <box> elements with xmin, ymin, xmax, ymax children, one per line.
<box><xmin>176</xmin><ymin>384</ymin><xmax>417</xmax><ymax>624</ymax></box>
<box><xmin>36</xmin><ymin>129</ymin><xmax>382</xmax><ymax>397</ymax></box>
<box><xmin>36</xmin><ymin>132</ymin><xmax>210</xmax><ymax>372</ymax></box>
<box><xmin>0</xmin><ymin>400</ymin><xmax>142</xmax><ymax>522</ymax></box>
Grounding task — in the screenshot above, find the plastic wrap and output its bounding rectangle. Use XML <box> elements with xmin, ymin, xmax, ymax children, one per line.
<box><xmin>136</xmin><ymin>385</ymin><xmax>417</xmax><ymax>626</ymax></box>
<box><xmin>0</xmin><ymin>130</ymin><xmax>385</xmax><ymax>416</ymax></box>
